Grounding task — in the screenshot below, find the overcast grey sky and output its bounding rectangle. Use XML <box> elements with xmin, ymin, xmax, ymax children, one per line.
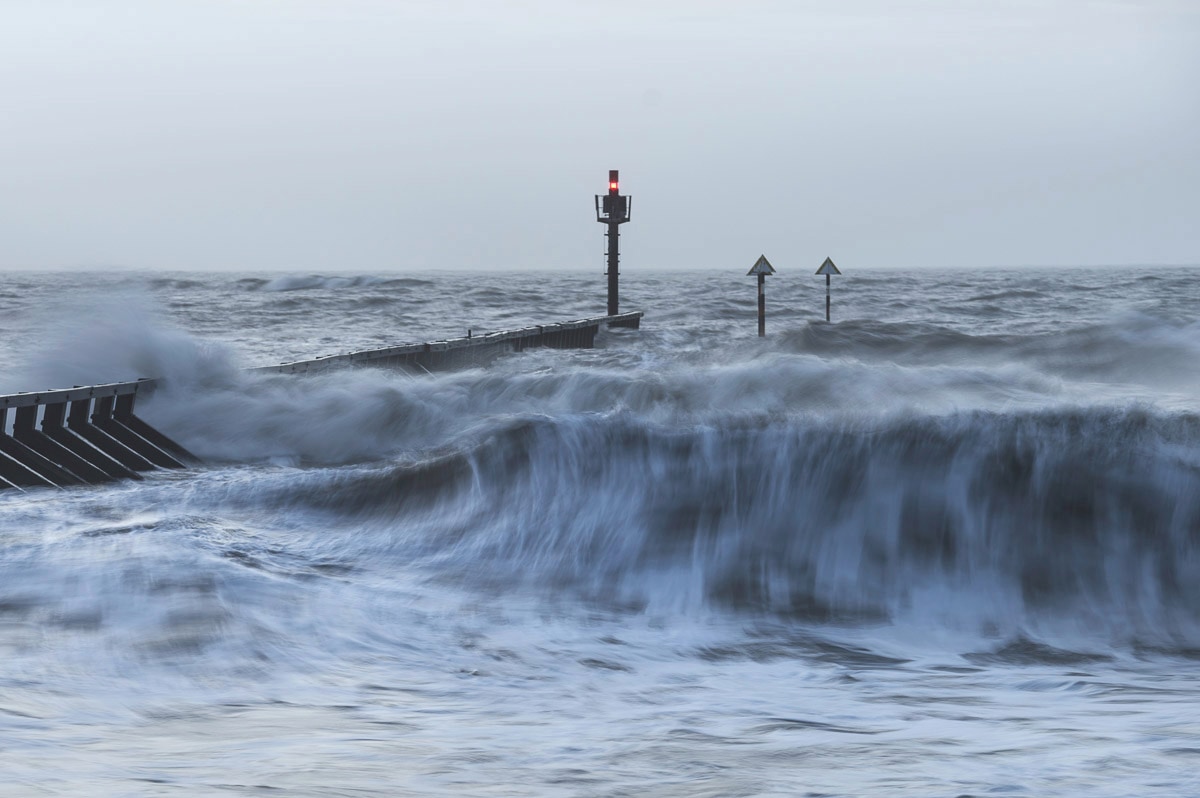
<box><xmin>2</xmin><ymin>0</ymin><xmax>1197</xmax><ymax>271</ymax></box>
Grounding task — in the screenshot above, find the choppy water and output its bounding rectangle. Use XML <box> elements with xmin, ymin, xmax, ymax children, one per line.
<box><xmin>1</xmin><ymin>267</ymin><xmax>1199</xmax><ymax>796</ymax></box>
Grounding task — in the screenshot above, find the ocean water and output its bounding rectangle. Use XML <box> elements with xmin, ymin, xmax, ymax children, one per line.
<box><xmin>0</xmin><ymin>267</ymin><xmax>1198</xmax><ymax>796</ymax></box>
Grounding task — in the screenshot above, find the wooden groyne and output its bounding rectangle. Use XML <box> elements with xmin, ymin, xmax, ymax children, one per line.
<box><xmin>0</xmin><ymin>311</ymin><xmax>642</xmax><ymax>489</ymax></box>
<box><xmin>250</xmin><ymin>311</ymin><xmax>642</xmax><ymax>375</ymax></box>
<box><xmin>0</xmin><ymin>380</ymin><xmax>195</xmax><ymax>489</ymax></box>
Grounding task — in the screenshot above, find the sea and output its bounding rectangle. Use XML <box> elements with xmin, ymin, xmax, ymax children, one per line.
<box><xmin>0</xmin><ymin>266</ymin><xmax>1198</xmax><ymax>797</ymax></box>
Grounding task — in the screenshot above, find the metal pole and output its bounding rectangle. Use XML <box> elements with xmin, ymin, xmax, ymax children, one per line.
<box><xmin>825</xmin><ymin>273</ymin><xmax>831</xmax><ymax>322</ymax></box>
<box><xmin>758</xmin><ymin>272</ymin><xmax>766</xmax><ymax>337</ymax></box>
<box><xmin>607</xmin><ymin>217</ymin><xmax>619</xmax><ymax>316</ymax></box>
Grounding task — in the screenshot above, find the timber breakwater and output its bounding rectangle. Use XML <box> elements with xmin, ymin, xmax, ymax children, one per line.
<box><xmin>0</xmin><ymin>311</ymin><xmax>643</xmax><ymax>489</ymax></box>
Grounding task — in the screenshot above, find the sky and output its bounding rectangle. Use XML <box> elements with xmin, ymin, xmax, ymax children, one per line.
<box><xmin>2</xmin><ymin>0</ymin><xmax>1197</xmax><ymax>272</ymax></box>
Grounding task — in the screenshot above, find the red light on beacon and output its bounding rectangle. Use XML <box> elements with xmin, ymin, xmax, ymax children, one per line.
<box><xmin>608</xmin><ymin>169</ymin><xmax>619</xmax><ymax>194</ymax></box>
<box><xmin>609</xmin><ymin>181</ymin><xmax>619</xmax><ymax>191</ymax></box>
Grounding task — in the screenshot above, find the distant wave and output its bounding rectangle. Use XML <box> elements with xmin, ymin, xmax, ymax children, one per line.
<box><xmin>147</xmin><ymin>278</ymin><xmax>207</xmax><ymax>291</ymax></box>
<box><xmin>260</xmin><ymin>274</ymin><xmax>389</xmax><ymax>292</ymax></box>
<box><xmin>965</xmin><ymin>289</ymin><xmax>1044</xmax><ymax>302</ymax></box>
<box><xmin>781</xmin><ymin>315</ymin><xmax>1200</xmax><ymax>393</ymax></box>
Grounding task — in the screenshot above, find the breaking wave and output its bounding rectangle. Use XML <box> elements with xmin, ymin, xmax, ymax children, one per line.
<box><xmin>194</xmin><ymin>405</ymin><xmax>1200</xmax><ymax>648</ymax></box>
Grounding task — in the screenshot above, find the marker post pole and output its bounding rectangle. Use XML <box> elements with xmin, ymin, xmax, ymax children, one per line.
<box><xmin>758</xmin><ymin>273</ymin><xmax>767</xmax><ymax>336</ymax></box>
<box><xmin>746</xmin><ymin>255</ymin><xmax>776</xmax><ymax>337</ymax></box>
<box><xmin>815</xmin><ymin>257</ymin><xmax>841</xmax><ymax>322</ymax></box>
<box><xmin>825</xmin><ymin>273</ymin><xmax>831</xmax><ymax>322</ymax></box>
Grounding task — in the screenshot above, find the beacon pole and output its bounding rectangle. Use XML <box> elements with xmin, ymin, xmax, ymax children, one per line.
<box><xmin>759</xmin><ymin>273</ymin><xmax>766</xmax><ymax>336</ymax></box>
<box><xmin>746</xmin><ymin>255</ymin><xmax>776</xmax><ymax>337</ymax></box>
<box><xmin>595</xmin><ymin>170</ymin><xmax>631</xmax><ymax>316</ymax></box>
<box><xmin>815</xmin><ymin>257</ymin><xmax>841</xmax><ymax>322</ymax></box>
